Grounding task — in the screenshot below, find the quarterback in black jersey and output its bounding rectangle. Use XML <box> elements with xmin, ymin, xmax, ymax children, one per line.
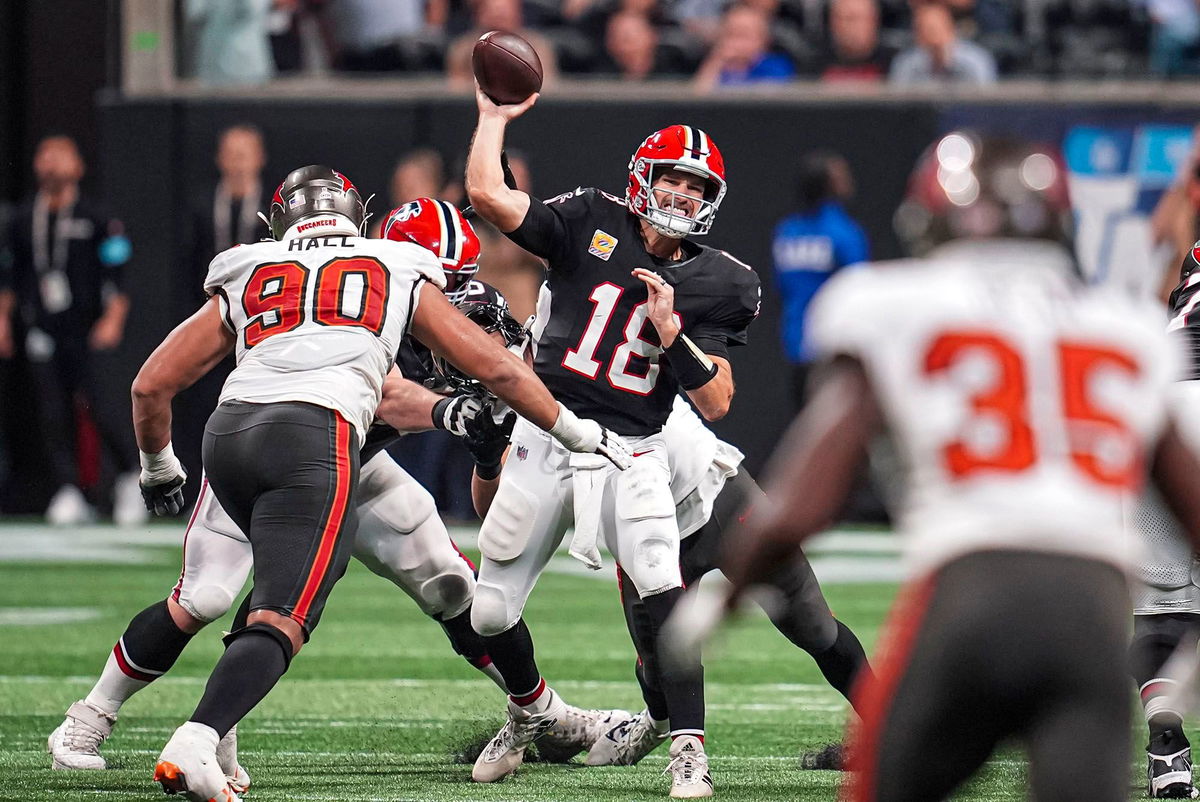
<box><xmin>464</xmin><ymin>87</ymin><xmax>758</xmax><ymax>797</ymax></box>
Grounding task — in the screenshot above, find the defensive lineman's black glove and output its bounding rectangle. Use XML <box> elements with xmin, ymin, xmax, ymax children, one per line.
<box><xmin>432</xmin><ymin>394</ymin><xmax>483</xmax><ymax>437</ymax></box>
<box><xmin>462</xmin><ymin>403</ymin><xmax>517</xmax><ymax>479</ymax></box>
<box><xmin>140</xmin><ymin>474</ymin><xmax>187</xmax><ymax>517</ymax></box>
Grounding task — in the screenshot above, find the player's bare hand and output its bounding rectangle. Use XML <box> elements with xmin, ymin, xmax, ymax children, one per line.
<box><xmin>633</xmin><ymin>268</ymin><xmax>680</xmax><ymax>347</ymax></box>
<box><xmin>475</xmin><ymin>86</ymin><xmax>539</xmax><ymax>122</ymax></box>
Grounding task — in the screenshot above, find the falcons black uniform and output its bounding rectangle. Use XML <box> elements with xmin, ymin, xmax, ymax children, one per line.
<box><xmin>508</xmin><ymin>188</ymin><xmax>760</xmax><ymax>436</ymax></box>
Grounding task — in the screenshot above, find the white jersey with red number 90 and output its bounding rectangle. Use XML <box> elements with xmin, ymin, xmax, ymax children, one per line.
<box><xmin>204</xmin><ymin>234</ymin><xmax>446</xmax><ymax>440</ymax></box>
<box><xmin>808</xmin><ymin>240</ymin><xmax>1182</xmax><ymax>578</ymax></box>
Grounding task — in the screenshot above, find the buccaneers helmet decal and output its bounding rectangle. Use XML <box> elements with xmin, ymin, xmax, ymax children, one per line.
<box><xmin>382</xmin><ymin>198</ymin><xmax>481</xmax><ymax>302</ymax></box>
<box><xmin>627</xmin><ymin>125</ymin><xmax>727</xmax><ymax>238</ymax></box>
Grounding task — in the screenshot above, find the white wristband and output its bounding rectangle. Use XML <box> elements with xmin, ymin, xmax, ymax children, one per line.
<box><xmin>548</xmin><ymin>402</ymin><xmax>578</xmax><ymax>440</ymax></box>
<box><xmin>139</xmin><ymin>442</ymin><xmax>182</xmax><ymax>482</ymax></box>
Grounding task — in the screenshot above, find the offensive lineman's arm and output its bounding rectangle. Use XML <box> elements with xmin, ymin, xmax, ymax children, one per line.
<box><xmin>464</xmin><ymin>88</ymin><xmax>537</xmax><ymax>233</ymax></box>
<box><xmin>472</xmin><ymin>462</ymin><xmax>503</xmax><ymax>518</ymax></box>
<box><xmin>131</xmin><ymin>296</ymin><xmax>235</xmax><ymax>453</ymax></box>
<box><xmin>721</xmin><ymin>357</ymin><xmax>880</xmax><ymax>606</ymax></box>
<box><xmin>411</xmin><ymin>283</ymin><xmax>631</xmax><ymax>467</ymax></box>
<box><xmin>376</xmin><ymin>367</ymin><xmax>445</xmax><ymax>433</ymax></box>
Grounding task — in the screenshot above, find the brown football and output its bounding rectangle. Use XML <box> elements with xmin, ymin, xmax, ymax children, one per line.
<box><xmin>472</xmin><ymin>30</ymin><xmax>543</xmax><ymax>106</ymax></box>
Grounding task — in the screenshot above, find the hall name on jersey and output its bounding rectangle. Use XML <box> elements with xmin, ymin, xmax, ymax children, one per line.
<box><xmin>287</xmin><ymin>235</ymin><xmax>356</xmax><ymax>251</ymax></box>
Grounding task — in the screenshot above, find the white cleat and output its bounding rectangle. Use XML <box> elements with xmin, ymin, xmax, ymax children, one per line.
<box><xmin>154</xmin><ymin>722</ymin><xmax>241</xmax><ymax>802</ymax></box>
<box><xmin>113</xmin><ymin>471</ymin><xmax>149</xmax><ymax>526</ymax></box>
<box><xmin>541</xmin><ymin>705</ymin><xmax>634</xmax><ymax>759</ymax></box>
<box><xmin>665</xmin><ymin>735</ymin><xmax>713</xmax><ymax>798</ymax></box>
<box><xmin>586</xmin><ymin>709</ymin><xmax>668</xmax><ymax>766</ymax></box>
<box><xmin>48</xmin><ymin>700</ymin><xmax>116</xmax><ymax>770</ymax></box>
<box><xmin>472</xmin><ymin>688</ymin><xmax>565</xmax><ymax>782</ymax></box>
<box><xmin>216</xmin><ymin>725</ymin><xmax>251</xmax><ymax>794</ymax></box>
<box><xmin>46</xmin><ymin>484</ymin><xmax>93</xmax><ymax>526</ymax></box>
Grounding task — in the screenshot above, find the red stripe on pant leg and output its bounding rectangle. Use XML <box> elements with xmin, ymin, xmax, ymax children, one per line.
<box><xmin>171</xmin><ymin>477</ymin><xmax>210</xmax><ymax>601</ymax></box>
<box><xmin>449</xmin><ymin>537</ymin><xmax>477</xmax><ymax>572</ymax></box>
<box><xmin>292</xmin><ymin>416</ymin><xmax>353</xmax><ymax>626</ymax></box>
<box><xmin>841</xmin><ymin>574</ymin><xmax>938</xmax><ymax>802</ymax></box>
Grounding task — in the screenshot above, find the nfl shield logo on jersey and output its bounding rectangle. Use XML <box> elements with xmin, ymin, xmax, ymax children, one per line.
<box><xmin>588</xmin><ymin>230</ymin><xmax>618</xmax><ymax>261</ymax></box>
<box><xmin>516</xmin><ymin>445</ymin><xmax>529</xmax><ymax>461</ymax></box>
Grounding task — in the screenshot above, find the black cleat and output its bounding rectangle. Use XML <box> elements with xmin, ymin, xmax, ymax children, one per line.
<box><xmin>1148</xmin><ymin>728</ymin><xmax>1198</xmax><ymax>799</ymax></box>
<box><xmin>799</xmin><ymin>742</ymin><xmax>844</xmax><ymax>771</ymax></box>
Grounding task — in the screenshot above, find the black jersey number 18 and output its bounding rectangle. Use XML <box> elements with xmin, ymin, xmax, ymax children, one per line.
<box><xmin>561</xmin><ymin>281</ymin><xmax>681</xmax><ymax>396</ymax></box>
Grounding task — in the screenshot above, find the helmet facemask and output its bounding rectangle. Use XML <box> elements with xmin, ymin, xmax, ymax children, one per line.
<box><xmin>443</xmin><ymin>261</ymin><xmax>480</xmax><ymax>303</ymax></box>
<box><xmin>635</xmin><ymin>163</ymin><xmax>725</xmax><ymax>238</ymax></box>
<box><xmin>431</xmin><ymin>299</ymin><xmax>525</xmax><ymax>397</ymax></box>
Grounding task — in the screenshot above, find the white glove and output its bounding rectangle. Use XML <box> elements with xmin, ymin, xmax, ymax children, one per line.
<box><xmin>547</xmin><ymin>402</ymin><xmax>632</xmax><ymax>470</ymax></box>
<box><xmin>432</xmin><ymin>394</ymin><xmax>483</xmax><ymax>437</ymax></box>
<box><xmin>139</xmin><ymin>443</ymin><xmax>188</xmax><ymax>516</ymax></box>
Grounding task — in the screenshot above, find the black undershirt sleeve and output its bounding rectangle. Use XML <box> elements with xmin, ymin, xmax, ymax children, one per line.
<box><xmin>505</xmin><ymin>197</ymin><xmax>570</xmax><ymax>265</ymax></box>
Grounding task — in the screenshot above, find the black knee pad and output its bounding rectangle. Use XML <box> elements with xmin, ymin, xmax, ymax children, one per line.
<box><xmin>222</xmin><ymin>622</ymin><xmax>295</xmax><ymax>669</ymax></box>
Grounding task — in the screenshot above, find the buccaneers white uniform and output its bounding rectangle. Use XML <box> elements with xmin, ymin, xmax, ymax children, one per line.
<box><xmin>810</xmin><ymin>241</ymin><xmax>1181</xmax><ymax>802</ymax></box>
<box><xmin>206</xmin><ymin>233</ymin><xmax>444</xmax><ymax>440</ymax></box>
<box><xmin>810</xmin><ymin>243</ymin><xmax>1178</xmax><ymax>579</ymax></box>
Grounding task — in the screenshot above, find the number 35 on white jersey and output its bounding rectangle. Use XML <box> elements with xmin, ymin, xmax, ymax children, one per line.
<box><xmin>808</xmin><ymin>246</ymin><xmax>1182</xmax><ymax>578</ymax></box>
<box><xmin>204</xmin><ymin>235</ymin><xmax>446</xmax><ymax>440</ymax></box>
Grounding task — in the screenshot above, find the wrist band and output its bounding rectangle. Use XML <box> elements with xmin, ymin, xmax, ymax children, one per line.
<box><xmin>475</xmin><ymin>461</ymin><xmax>502</xmax><ymax>481</ymax></box>
<box><xmin>664</xmin><ymin>334</ymin><xmax>718</xmax><ymax>390</ymax></box>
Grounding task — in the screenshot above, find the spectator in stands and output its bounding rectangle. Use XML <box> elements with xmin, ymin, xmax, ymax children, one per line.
<box><xmin>176</xmin><ymin>125</ymin><xmax>271</xmax><ymax>504</ymax></box>
<box><xmin>370</xmin><ymin>148</ymin><xmax>446</xmax><ymax>237</ymax></box>
<box><xmin>889</xmin><ymin>2</ymin><xmax>997</xmax><ymax>84</ymax></box>
<box><xmin>806</xmin><ymin>0</ymin><xmax>896</xmax><ymax>82</ymax></box>
<box><xmin>1144</xmin><ymin>0</ymin><xmax>1200</xmax><ymax>76</ymax></box>
<box><xmin>599</xmin><ymin>12</ymin><xmax>669</xmax><ymax>79</ymax></box>
<box><xmin>771</xmin><ymin>150</ymin><xmax>868</xmax><ymax>407</ymax></box>
<box><xmin>446</xmin><ymin>0</ymin><xmax>559</xmax><ymax>90</ymax></box>
<box><xmin>333</xmin><ymin>0</ymin><xmax>447</xmax><ymax>72</ymax></box>
<box><xmin>182</xmin><ymin>125</ymin><xmax>270</xmax><ymax>311</ymax></box>
<box><xmin>0</xmin><ymin>135</ymin><xmax>141</xmax><ymax>525</ymax></box>
<box><xmin>693</xmin><ymin>4</ymin><xmax>796</xmax><ymax>91</ymax></box>
<box><xmin>672</xmin><ymin>0</ymin><xmax>727</xmax><ymax>44</ymax></box>
<box><xmin>185</xmin><ymin>0</ymin><xmax>280</xmax><ymax>85</ymax></box>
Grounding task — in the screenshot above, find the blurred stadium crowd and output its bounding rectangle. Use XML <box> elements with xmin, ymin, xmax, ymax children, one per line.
<box><xmin>185</xmin><ymin>0</ymin><xmax>1200</xmax><ymax>87</ymax></box>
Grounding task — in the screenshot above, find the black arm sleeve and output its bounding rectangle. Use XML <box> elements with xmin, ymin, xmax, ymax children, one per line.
<box><xmin>505</xmin><ymin>194</ymin><xmax>571</xmax><ymax>264</ymax></box>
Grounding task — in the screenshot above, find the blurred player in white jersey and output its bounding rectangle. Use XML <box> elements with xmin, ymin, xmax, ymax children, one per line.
<box><xmin>125</xmin><ymin>166</ymin><xmax>629</xmax><ymax>802</ymax></box>
<box><xmin>699</xmin><ymin>133</ymin><xmax>1200</xmax><ymax>802</ymax></box>
<box><xmin>1129</xmin><ymin>241</ymin><xmax>1200</xmax><ymax>799</ymax></box>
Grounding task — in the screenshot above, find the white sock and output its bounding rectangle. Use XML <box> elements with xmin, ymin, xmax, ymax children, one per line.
<box><xmin>649</xmin><ymin>714</ymin><xmax>669</xmax><ymax>735</ymax></box>
<box><xmin>84</xmin><ymin>651</ymin><xmax>149</xmax><ymax>716</ymax></box>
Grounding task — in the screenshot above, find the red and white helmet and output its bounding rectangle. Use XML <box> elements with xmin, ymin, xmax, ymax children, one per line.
<box><xmin>382</xmin><ymin>198</ymin><xmax>481</xmax><ymax>301</ymax></box>
<box><xmin>627</xmin><ymin>125</ymin><xmax>727</xmax><ymax>238</ymax></box>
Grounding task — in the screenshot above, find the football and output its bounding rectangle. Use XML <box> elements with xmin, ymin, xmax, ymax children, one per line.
<box><xmin>472</xmin><ymin>30</ymin><xmax>543</xmax><ymax>106</ymax></box>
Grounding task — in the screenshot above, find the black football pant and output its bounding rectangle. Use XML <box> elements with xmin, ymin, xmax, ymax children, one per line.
<box><xmin>620</xmin><ymin>470</ymin><xmax>870</xmax><ymax>723</ymax></box>
<box><xmin>845</xmin><ymin>550</ymin><xmax>1130</xmax><ymax>802</ymax></box>
<box><xmin>28</xmin><ymin>336</ymin><xmax>137</xmax><ymax>489</ymax></box>
<box><xmin>202</xmin><ymin>400</ymin><xmax>360</xmax><ymax>635</ymax></box>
